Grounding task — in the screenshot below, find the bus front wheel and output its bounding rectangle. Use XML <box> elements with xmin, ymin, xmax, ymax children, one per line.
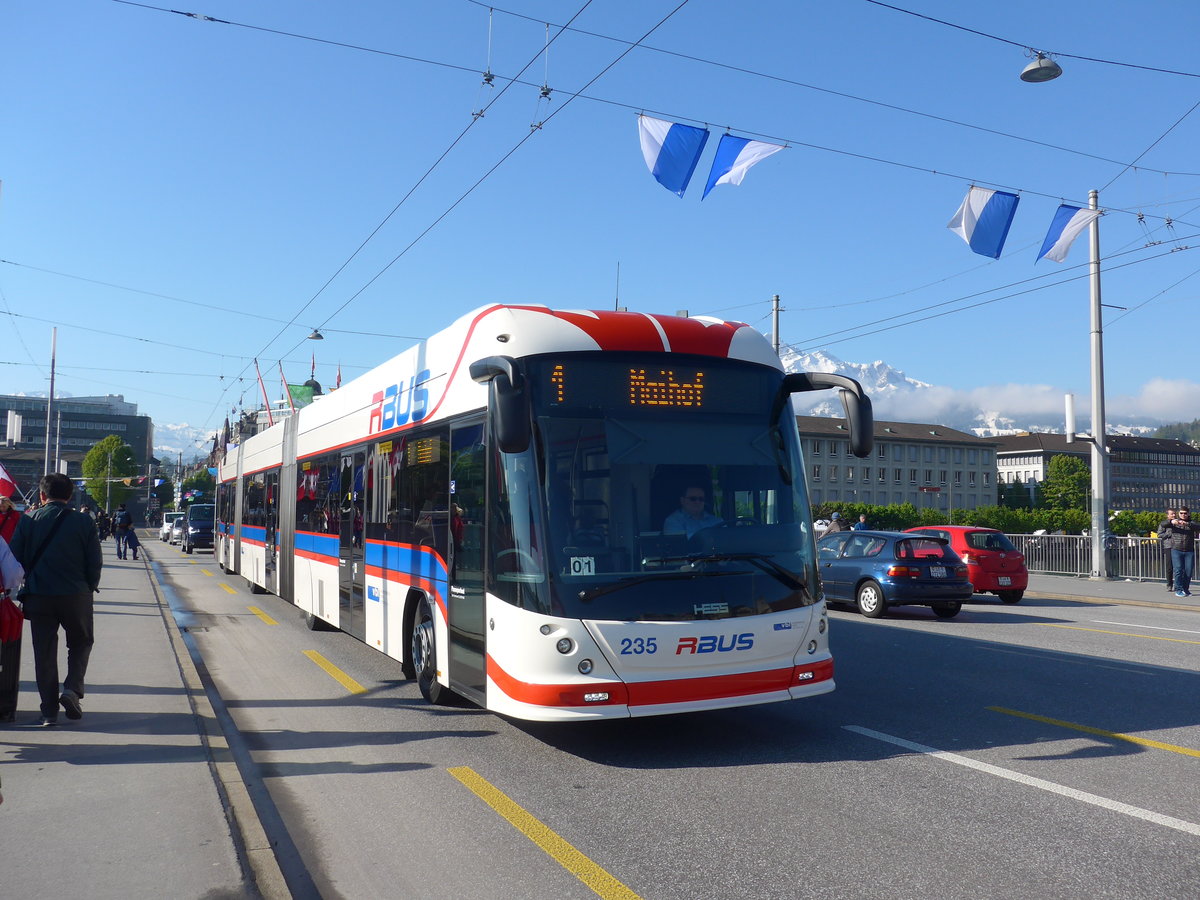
<box><xmin>411</xmin><ymin>595</ymin><xmax>454</xmax><ymax>705</ymax></box>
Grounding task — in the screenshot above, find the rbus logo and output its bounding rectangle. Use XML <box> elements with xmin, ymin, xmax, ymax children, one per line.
<box><xmin>369</xmin><ymin>370</ymin><xmax>431</xmax><ymax>434</ymax></box>
<box><xmin>675</xmin><ymin>633</ymin><xmax>754</xmax><ymax>655</ymax></box>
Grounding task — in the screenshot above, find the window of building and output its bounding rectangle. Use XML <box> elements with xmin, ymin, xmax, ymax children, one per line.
<box><xmin>909</xmin><ymin>469</ymin><xmax>918</xmax><ymax>484</ymax></box>
<box><xmin>811</xmin><ymin>440</ymin><xmax>823</xmax><ymax>455</ymax></box>
<box><xmin>924</xmin><ymin>469</ymin><xmax>933</xmax><ymax>484</ymax></box>
<box><xmin>812</xmin><ymin>465</ymin><xmax>821</xmax><ymax>480</ymax></box>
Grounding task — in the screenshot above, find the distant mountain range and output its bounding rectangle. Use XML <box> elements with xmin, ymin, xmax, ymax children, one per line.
<box><xmin>150</xmin><ymin>347</ymin><xmax>1164</xmax><ymax>459</ymax></box>
<box><xmin>778</xmin><ymin>346</ymin><xmax>1158</xmax><ymax>437</ymax></box>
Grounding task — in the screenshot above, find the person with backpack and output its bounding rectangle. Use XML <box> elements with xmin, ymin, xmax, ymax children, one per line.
<box><xmin>113</xmin><ymin>503</ymin><xmax>133</xmax><ymax>560</ymax></box>
<box><xmin>9</xmin><ymin>473</ymin><xmax>102</xmax><ymax>726</ymax></box>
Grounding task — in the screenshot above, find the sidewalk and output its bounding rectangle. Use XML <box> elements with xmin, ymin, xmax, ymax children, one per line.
<box><xmin>0</xmin><ymin>531</ymin><xmax>282</xmax><ymax>900</ymax></box>
<box><xmin>1025</xmin><ymin>571</ymin><xmax>1200</xmax><ymax>612</ymax></box>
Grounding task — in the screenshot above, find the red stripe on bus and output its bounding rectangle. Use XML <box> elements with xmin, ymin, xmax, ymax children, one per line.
<box><xmin>486</xmin><ymin>657</ymin><xmax>833</xmax><ymax>709</ymax></box>
<box><xmin>364</xmin><ymin>565</ymin><xmax>447</xmax><ymax>620</ymax></box>
<box><xmin>295</xmin><ymin>548</ymin><xmax>337</xmax><ymax>565</ymax></box>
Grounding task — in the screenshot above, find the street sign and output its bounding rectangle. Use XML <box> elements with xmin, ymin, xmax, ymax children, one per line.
<box><xmin>918</xmin><ymin>487</ymin><xmax>941</xmax><ymax>493</ymax></box>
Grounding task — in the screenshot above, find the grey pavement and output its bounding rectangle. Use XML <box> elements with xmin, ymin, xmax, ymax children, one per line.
<box><xmin>0</xmin><ymin>535</ymin><xmax>1194</xmax><ymax>900</ymax></box>
<box><xmin>0</xmin><ymin>530</ymin><xmax>283</xmax><ymax>900</ymax></box>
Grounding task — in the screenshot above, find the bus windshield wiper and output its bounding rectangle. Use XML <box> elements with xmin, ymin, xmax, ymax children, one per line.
<box><xmin>659</xmin><ymin>551</ymin><xmax>809</xmax><ymax>592</ymax></box>
<box><xmin>577</xmin><ymin>569</ymin><xmax>719</xmax><ymax>603</ymax></box>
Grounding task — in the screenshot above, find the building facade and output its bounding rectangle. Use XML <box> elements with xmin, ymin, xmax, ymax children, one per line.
<box><xmin>797</xmin><ymin>416</ymin><xmax>998</xmax><ymax>511</ymax></box>
<box><xmin>0</xmin><ymin>394</ymin><xmax>155</xmax><ymax>503</ymax></box>
<box><xmin>995</xmin><ymin>432</ymin><xmax>1200</xmax><ymax>511</ymax></box>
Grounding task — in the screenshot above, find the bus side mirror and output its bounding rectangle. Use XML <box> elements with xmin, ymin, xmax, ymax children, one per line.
<box><xmin>777</xmin><ymin>372</ymin><xmax>874</xmax><ymax>458</ymax></box>
<box><xmin>470</xmin><ymin>356</ymin><xmax>531</xmax><ymax>454</ymax></box>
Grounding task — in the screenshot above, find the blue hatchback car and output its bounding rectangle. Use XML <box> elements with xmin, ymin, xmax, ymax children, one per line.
<box><xmin>817</xmin><ymin>530</ymin><xmax>972</xmax><ymax>619</ymax></box>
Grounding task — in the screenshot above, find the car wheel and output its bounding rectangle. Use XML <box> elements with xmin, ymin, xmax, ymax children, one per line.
<box><xmin>411</xmin><ymin>594</ymin><xmax>456</xmax><ymax>704</ymax></box>
<box><xmin>998</xmin><ymin>590</ymin><xmax>1023</xmax><ymax>604</ymax></box>
<box><xmin>933</xmin><ymin>602</ymin><xmax>962</xmax><ymax>619</ymax></box>
<box><xmin>856</xmin><ymin>581</ymin><xmax>887</xmax><ymax>618</ymax></box>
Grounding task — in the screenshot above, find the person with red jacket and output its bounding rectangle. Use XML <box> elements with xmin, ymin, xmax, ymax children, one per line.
<box><xmin>0</xmin><ymin>492</ymin><xmax>21</xmax><ymax>543</ymax></box>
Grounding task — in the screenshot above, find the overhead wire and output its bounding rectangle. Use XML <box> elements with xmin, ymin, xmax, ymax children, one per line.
<box><xmin>861</xmin><ymin>0</ymin><xmax>1200</xmax><ymax>79</ymax></box>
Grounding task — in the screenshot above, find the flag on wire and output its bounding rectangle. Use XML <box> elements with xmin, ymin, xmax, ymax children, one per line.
<box><xmin>638</xmin><ymin>114</ymin><xmax>710</xmax><ymax>197</ymax></box>
<box><xmin>0</xmin><ymin>461</ymin><xmax>17</xmax><ymax>498</ymax></box>
<box><xmin>1037</xmin><ymin>204</ymin><xmax>1101</xmax><ymax>263</ymax></box>
<box><xmin>335</xmin><ymin>364</ymin><xmax>342</xmax><ymax>390</ymax></box>
<box><xmin>702</xmin><ymin>134</ymin><xmax>784</xmax><ymax>199</ymax></box>
<box><xmin>947</xmin><ymin>186</ymin><xmax>1020</xmax><ymax>259</ymax></box>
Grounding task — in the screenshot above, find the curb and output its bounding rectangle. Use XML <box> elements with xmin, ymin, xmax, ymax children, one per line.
<box><xmin>141</xmin><ymin>548</ymin><xmax>291</xmax><ymax>900</ymax></box>
<box><xmin>1027</xmin><ymin>591</ymin><xmax>1200</xmax><ymax>613</ymax></box>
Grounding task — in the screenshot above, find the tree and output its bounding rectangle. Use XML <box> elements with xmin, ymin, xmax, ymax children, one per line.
<box><xmin>1037</xmin><ymin>454</ymin><xmax>1090</xmax><ymax>512</ymax></box>
<box><xmin>82</xmin><ymin>435</ymin><xmax>137</xmax><ymax>510</ymax></box>
<box><xmin>180</xmin><ymin>469</ymin><xmax>215</xmax><ymax>507</ymax></box>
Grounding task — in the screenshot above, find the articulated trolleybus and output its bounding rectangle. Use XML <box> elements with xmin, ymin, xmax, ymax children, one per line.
<box><xmin>217</xmin><ymin>305</ymin><xmax>872</xmax><ymax>721</ymax></box>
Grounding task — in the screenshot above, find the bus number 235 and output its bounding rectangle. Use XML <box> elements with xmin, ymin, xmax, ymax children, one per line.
<box><xmin>620</xmin><ymin>637</ymin><xmax>658</xmax><ymax>655</ymax></box>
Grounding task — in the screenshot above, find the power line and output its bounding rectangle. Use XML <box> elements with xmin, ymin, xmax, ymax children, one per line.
<box><xmin>862</xmin><ymin>0</ymin><xmax>1200</xmax><ymax>79</ymax></box>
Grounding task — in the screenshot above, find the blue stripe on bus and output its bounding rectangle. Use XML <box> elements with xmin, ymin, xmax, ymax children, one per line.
<box><xmin>364</xmin><ymin>540</ymin><xmax>448</xmax><ymax>582</ymax></box>
<box><xmin>296</xmin><ymin>531</ymin><xmax>340</xmax><ymax>559</ymax></box>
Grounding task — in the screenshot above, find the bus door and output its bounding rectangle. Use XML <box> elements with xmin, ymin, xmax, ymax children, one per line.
<box><xmin>338</xmin><ymin>450</ymin><xmax>367</xmax><ymax>641</ymax></box>
<box><xmin>447</xmin><ymin>421</ymin><xmax>487</xmax><ymax>701</ymax></box>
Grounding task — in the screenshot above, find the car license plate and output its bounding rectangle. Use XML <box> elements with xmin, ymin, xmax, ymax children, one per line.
<box><xmin>998</xmin><ymin>576</ymin><xmax>1011</xmax><ymax>586</ymax></box>
<box><xmin>929</xmin><ymin>566</ymin><xmax>946</xmax><ymax>578</ymax></box>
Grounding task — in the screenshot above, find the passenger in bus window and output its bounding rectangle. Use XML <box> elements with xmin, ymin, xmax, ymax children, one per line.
<box><xmin>663</xmin><ymin>486</ymin><xmax>722</xmax><ymax>538</ymax></box>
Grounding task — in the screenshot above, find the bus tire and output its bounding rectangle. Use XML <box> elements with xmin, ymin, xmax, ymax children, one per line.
<box><xmin>305</xmin><ymin>612</ymin><xmax>332</xmax><ymax>631</ymax></box>
<box><xmin>247</xmin><ymin>577</ymin><xmax>266</xmax><ymax>595</ymax></box>
<box><xmin>856</xmin><ymin>581</ymin><xmax>887</xmax><ymax>618</ymax></box>
<box><xmin>411</xmin><ymin>594</ymin><xmax>454</xmax><ymax>704</ymax></box>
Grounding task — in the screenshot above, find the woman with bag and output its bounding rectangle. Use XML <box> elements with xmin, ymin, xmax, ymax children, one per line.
<box><xmin>0</xmin><ymin>534</ymin><xmax>26</xmax><ymax>724</ymax></box>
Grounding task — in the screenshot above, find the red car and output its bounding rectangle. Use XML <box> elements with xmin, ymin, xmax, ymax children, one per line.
<box><xmin>904</xmin><ymin>525</ymin><xmax>1028</xmax><ymax>604</ymax></box>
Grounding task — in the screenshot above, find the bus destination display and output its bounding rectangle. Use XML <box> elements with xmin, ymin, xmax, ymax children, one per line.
<box><xmin>538</xmin><ymin>358</ymin><xmax>772</xmax><ymax>413</ymax></box>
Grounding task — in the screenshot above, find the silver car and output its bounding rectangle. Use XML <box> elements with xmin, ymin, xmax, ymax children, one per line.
<box><xmin>160</xmin><ymin>512</ymin><xmax>184</xmax><ymax>542</ymax></box>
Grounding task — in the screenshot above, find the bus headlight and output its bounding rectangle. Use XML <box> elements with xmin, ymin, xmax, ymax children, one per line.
<box><xmin>807</xmin><ymin>640</ymin><xmax>818</xmax><ymax>654</ymax></box>
<box><xmin>556</xmin><ymin>638</ymin><xmax>574</xmax><ymax>654</ymax></box>
<box><xmin>818</xmin><ymin>618</ymin><xmax>827</xmax><ymax>634</ymax></box>
<box><xmin>578</xmin><ymin>659</ymin><xmax>593</xmax><ymax>674</ymax></box>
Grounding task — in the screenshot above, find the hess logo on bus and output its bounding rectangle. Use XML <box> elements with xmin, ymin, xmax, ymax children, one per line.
<box><xmin>369</xmin><ymin>370</ymin><xmax>431</xmax><ymax>434</ymax></box>
<box><xmin>675</xmin><ymin>633</ymin><xmax>754</xmax><ymax>655</ymax></box>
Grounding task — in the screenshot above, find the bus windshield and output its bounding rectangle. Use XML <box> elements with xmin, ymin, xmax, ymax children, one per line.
<box><xmin>493</xmin><ymin>353</ymin><xmax>819</xmax><ymax>622</ymax></box>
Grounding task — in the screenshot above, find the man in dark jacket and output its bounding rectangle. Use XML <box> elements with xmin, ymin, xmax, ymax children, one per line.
<box><xmin>1161</xmin><ymin>507</ymin><xmax>1198</xmax><ymax>598</ymax></box>
<box><xmin>9</xmin><ymin>473</ymin><xmax>102</xmax><ymax>726</ymax></box>
<box><xmin>824</xmin><ymin>512</ymin><xmax>849</xmax><ymax>534</ymax></box>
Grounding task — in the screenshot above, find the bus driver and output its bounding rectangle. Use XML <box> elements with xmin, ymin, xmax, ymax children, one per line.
<box><xmin>663</xmin><ymin>485</ymin><xmax>722</xmax><ymax>538</ymax></box>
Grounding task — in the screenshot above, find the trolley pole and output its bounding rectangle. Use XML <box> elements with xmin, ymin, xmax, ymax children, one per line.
<box><xmin>771</xmin><ymin>294</ymin><xmax>782</xmax><ymax>354</ymax></box>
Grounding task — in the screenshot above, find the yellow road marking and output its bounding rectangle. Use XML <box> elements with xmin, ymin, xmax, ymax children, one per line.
<box><xmin>302</xmin><ymin>650</ymin><xmax>366</xmax><ymax>694</ymax></box>
<box><xmin>201</xmin><ymin>569</ymin><xmax>214</xmax><ymax>577</ymax></box>
<box><xmin>218</xmin><ymin>582</ymin><xmax>237</xmax><ymax>594</ymax></box>
<box><xmin>248</xmin><ymin>606</ymin><xmax>278</xmax><ymax>625</ymax></box>
<box><xmin>1039</xmin><ymin>622</ymin><xmax>1200</xmax><ymax>645</ymax></box>
<box><xmin>448</xmin><ymin>766</ymin><xmax>641</xmax><ymax>900</ymax></box>
<box><xmin>989</xmin><ymin>706</ymin><xmax>1200</xmax><ymax>759</ymax></box>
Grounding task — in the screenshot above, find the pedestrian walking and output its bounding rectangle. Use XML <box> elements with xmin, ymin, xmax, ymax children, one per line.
<box><xmin>113</xmin><ymin>503</ymin><xmax>133</xmax><ymax>559</ymax></box>
<box><xmin>1160</xmin><ymin>507</ymin><xmax>1199</xmax><ymax>598</ymax></box>
<box><xmin>852</xmin><ymin>514</ymin><xmax>870</xmax><ymax>531</ymax></box>
<box><xmin>0</xmin><ymin>534</ymin><xmax>25</xmax><ymax>724</ymax></box>
<box><xmin>8</xmin><ymin>473</ymin><xmax>102</xmax><ymax>726</ymax></box>
<box><xmin>1158</xmin><ymin>507</ymin><xmax>1176</xmax><ymax>591</ymax></box>
<box><xmin>125</xmin><ymin>526</ymin><xmax>141</xmax><ymax>561</ymax></box>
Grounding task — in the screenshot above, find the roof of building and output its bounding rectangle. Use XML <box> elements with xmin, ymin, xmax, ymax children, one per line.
<box><xmin>993</xmin><ymin>431</ymin><xmax>1200</xmax><ymax>457</ymax></box>
<box><xmin>796</xmin><ymin>415</ymin><xmax>995</xmax><ymax>445</ymax></box>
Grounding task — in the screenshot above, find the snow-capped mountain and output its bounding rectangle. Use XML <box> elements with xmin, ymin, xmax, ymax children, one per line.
<box><xmin>778</xmin><ymin>345</ymin><xmax>1158</xmax><ymax>436</ymax></box>
<box><xmin>154</xmin><ymin>422</ymin><xmax>215</xmax><ymax>462</ymax></box>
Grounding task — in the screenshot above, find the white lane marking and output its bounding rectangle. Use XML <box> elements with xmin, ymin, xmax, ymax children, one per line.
<box><xmin>843</xmin><ymin>725</ymin><xmax>1200</xmax><ymax>837</ymax></box>
<box><xmin>1092</xmin><ymin>620</ymin><xmax>1200</xmax><ymax>636</ymax></box>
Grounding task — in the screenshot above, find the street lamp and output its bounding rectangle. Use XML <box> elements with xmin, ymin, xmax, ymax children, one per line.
<box><xmin>1020</xmin><ymin>51</ymin><xmax>1063</xmax><ymax>83</ymax></box>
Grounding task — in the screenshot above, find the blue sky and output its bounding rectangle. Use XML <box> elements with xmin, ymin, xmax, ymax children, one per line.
<box><xmin>5</xmin><ymin>0</ymin><xmax>1200</xmax><ymax>447</ymax></box>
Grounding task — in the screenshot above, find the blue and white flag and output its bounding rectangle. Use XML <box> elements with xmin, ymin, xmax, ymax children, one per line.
<box><xmin>702</xmin><ymin>134</ymin><xmax>785</xmax><ymax>199</ymax></box>
<box><xmin>638</xmin><ymin>114</ymin><xmax>710</xmax><ymax>198</ymax></box>
<box><xmin>1037</xmin><ymin>204</ymin><xmax>1100</xmax><ymax>262</ymax></box>
<box><xmin>947</xmin><ymin>186</ymin><xmax>1020</xmax><ymax>259</ymax></box>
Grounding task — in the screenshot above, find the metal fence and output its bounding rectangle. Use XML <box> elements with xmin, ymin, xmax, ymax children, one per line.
<box><xmin>1007</xmin><ymin>533</ymin><xmax>1175</xmax><ymax>582</ymax></box>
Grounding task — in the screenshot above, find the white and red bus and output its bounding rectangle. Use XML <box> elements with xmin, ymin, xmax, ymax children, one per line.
<box><xmin>216</xmin><ymin>305</ymin><xmax>872</xmax><ymax>721</ymax></box>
